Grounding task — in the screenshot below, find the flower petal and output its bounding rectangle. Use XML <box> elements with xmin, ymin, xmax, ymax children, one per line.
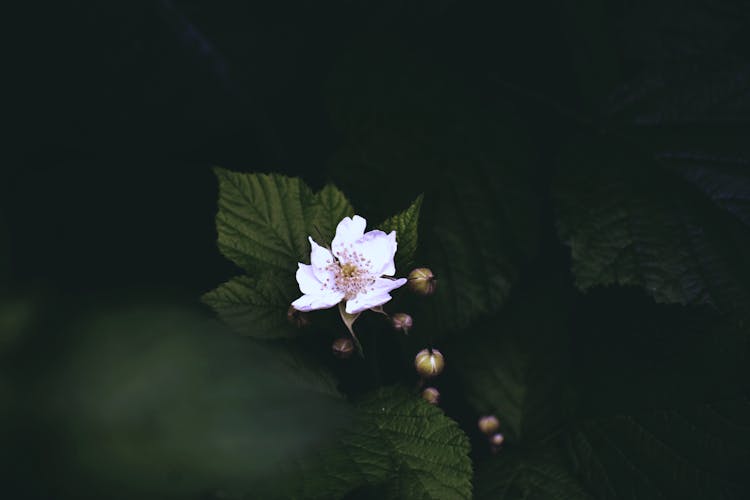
<box><xmin>332</xmin><ymin>215</ymin><xmax>367</xmax><ymax>258</ymax></box>
<box><xmin>344</xmin><ymin>277</ymin><xmax>407</xmax><ymax>314</ymax></box>
<box><xmin>295</xmin><ymin>263</ymin><xmax>325</xmax><ymax>295</ymax></box>
<box><xmin>352</xmin><ymin>230</ymin><xmax>398</xmax><ymax>276</ymax></box>
<box><xmin>308</xmin><ymin>236</ymin><xmax>336</xmax><ymax>282</ymax></box>
<box><xmin>292</xmin><ymin>290</ymin><xmax>345</xmax><ymax>312</ymax></box>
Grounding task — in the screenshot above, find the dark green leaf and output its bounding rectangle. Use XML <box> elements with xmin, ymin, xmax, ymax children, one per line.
<box><xmin>326</xmin><ymin>47</ymin><xmax>539</xmax><ymax>333</ymax></box>
<box><xmin>450</xmin><ymin>270</ymin><xmax>571</xmax><ymax>444</ymax></box>
<box><xmin>567</xmin><ymin>399</ymin><xmax>750</xmax><ymax>500</ymax></box>
<box><xmin>379</xmin><ymin>194</ymin><xmax>423</xmax><ymax>271</ymax></box>
<box><xmin>266</xmin><ymin>386</ymin><xmax>473</xmax><ymax>499</ymax></box>
<box><xmin>309</xmin><ymin>183</ymin><xmax>356</xmax><ymax>247</ymax></box>
<box><xmin>213</xmin><ymin>168</ymin><xmax>354</xmax><ymax>273</ymax></box>
<box><xmin>201</xmin><ymin>272</ymin><xmax>299</xmax><ymax>339</ymax></box>
<box><xmin>475</xmin><ymin>449</ymin><xmax>591</xmax><ymax>500</ymax></box>
<box><xmin>554</xmin><ymin>140</ymin><xmax>750</xmax><ymax>316</ymax></box>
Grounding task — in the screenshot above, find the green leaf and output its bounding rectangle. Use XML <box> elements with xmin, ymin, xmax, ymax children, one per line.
<box><xmin>567</xmin><ymin>398</ymin><xmax>750</xmax><ymax>500</ymax></box>
<box><xmin>379</xmin><ymin>194</ymin><xmax>423</xmax><ymax>271</ymax></box>
<box><xmin>450</xmin><ymin>268</ymin><xmax>571</xmax><ymax>444</ymax></box>
<box><xmin>213</xmin><ymin>168</ymin><xmax>354</xmax><ymax>273</ymax></box>
<box><xmin>475</xmin><ymin>449</ymin><xmax>591</xmax><ymax>500</ymax></box>
<box><xmin>326</xmin><ymin>47</ymin><xmax>539</xmax><ymax>334</ymax></box>
<box><xmin>309</xmin><ymin>183</ymin><xmax>356</xmax><ymax>247</ymax></box>
<box><xmin>266</xmin><ymin>386</ymin><xmax>473</xmax><ymax>499</ymax></box>
<box><xmin>201</xmin><ymin>272</ymin><xmax>299</xmax><ymax>339</ymax></box>
<box><xmin>554</xmin><ymin>139</ymin><xmax>750</xmax><ymax>316</ymax></box>
<box><xmin>44</xmin><ymin>306</ymin><xmax>350</xmax><ymax>499</ymax></box>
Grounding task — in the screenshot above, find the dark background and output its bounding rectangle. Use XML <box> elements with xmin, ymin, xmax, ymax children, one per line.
<box><xmin>4</xmin><ymin>1</ymin><xmax>750</xmax><ymax>499</ymax></box>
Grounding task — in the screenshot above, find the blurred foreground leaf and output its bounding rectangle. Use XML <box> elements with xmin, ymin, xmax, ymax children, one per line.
<box><xmin>43</xmin><ymin>306</ymin><xmax>350</xmax><ymax>499</ymax></box>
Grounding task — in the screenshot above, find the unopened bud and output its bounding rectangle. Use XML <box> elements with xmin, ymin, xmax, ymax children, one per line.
<box><xmin>414</xmin><ymin>348</ymin><xmax>444</xmax><ymax>378</ymax></box>
<box><xmin>332</xmin><ymin>338</ymin><xmax>354</xmax><ymax>359</ymax></box>
<box><xmin>478</xmin><ymin>415</ymin><xmax>500</xmax><ymax>435</ymax></box>
<box><xmin>407</xmin><ymin>267</ymin><xmax>437</xmax><ymax>296</ymax></box>
<box><xmin>421</xmin><ymin>387</ymin><xmax>440</xmax><ymax>405</ymax></box>
<box><xmin>489</xmin><ymin>433</ymin><xmax>505</xmax><ymax>447</ymax></box>
<box><xmin>287</xmin><ymin>306</ymin><xmax>310</xmax><ymax>328</ymax></box>
<box><xmin>391</xmin><ymin>313</ymin><xmax>413</xmax><ymax>334</ymax></box>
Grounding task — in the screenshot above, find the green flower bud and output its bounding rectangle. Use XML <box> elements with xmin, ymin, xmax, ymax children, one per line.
<box><xmin>332</xmin><ymin>338</ymin><xmax>354</xmax><ymax>359</ymax></box>
<box><xmin>414</xmin><ymin>348</ymin><xmax>444</xmax><ymax>378</ymax></box>
<box><xmin>478</xmin><ymin>415</ymin><xmax>500</xmax><ymax>435</ymax></box>
<box><xmin>421</xmin><ymin>387</ymin><xmax>440</xmax><ymax>405</ymax></box>
<box><xmin>287</xmin><ymin>306</ymin><xmax>310</xmax><ymax>328</ymax></box>
<box><xmin>391</xmin><ymin>313</ymin><xmax>413</xmax><ymax>334</ymax></box>
<box><xmin>408</xmin><ymin>268</ymin><xmax>437</xmax><ymax>296</ymax></box>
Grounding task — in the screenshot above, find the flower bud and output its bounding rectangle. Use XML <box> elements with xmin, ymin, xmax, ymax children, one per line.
<box><xmin>407</xmin><ymin>268</ymin><xmax>437</xmax><ymax>296</ymax></box>
<box><xmin>421</xmin><ymin>387</ymin><xmax>440</xmax><ymax>405</ymax></box>
<box><xmin>332</xmin><ymin>338</ymin><xmax>354</xmax><ymax>359</ymax></box>
<box><xmin>414</xmin><ymin>348</ymin><xmax>444</xmax><ymax>378</ymax></box>
<box><xmin>391</xmin><ymin>313</ymin><xmax>413</xmax><ymax>334</ymax></box>
<box><xmin>287</xmin><ymin>306</ymin><xmax>310</xmax><ymax>328</ymax></box>
<box><xmin>489</xmin><ymin>433</ymin><xmax>505</xmax><ymax>447</ymax></box>
<box><xmin>478</xmin><ymin>415</ymin><xmax>500</xmax><ymax>435</ymax></box>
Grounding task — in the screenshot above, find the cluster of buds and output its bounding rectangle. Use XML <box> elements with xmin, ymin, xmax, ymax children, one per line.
<box><xmin>478</xmin><ymin>414</ymin><xmax>504</xmax><ymax>453</ymax></box>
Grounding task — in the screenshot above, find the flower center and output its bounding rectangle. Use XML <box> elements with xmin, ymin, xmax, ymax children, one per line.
<box><xmin>325</xmin><ymin>249</ymin><xmax>375</xmax><ymax>300</ymax></box>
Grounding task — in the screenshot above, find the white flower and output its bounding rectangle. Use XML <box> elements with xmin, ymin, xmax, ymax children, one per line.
<box><xmin>291</xmin><ymin>215</ymin><xmax>407</xmax><ymax>315</ymax></box>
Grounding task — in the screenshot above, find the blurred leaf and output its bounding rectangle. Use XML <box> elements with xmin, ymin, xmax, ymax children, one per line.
<box><xmin>46</xmin><ymin>306</ymin><xmax>350</xmax><ymax>499</ymax></box>
<box><xmin>266</xmin><ymin>386</ymin><xmax>473</xmax><ymax>499</ymax></box>
<box><xmin>567</xmin><ymin>398</ymin><xmax>750</xmax><ymax>500</ymax></box>
<box><xmin>610</xmin><ymin>1</ymin><xmax>748</xmax><ymax>63</ymax></box>
<box><xmin>475</xmin><ymin>448</ymin><xmax>591</xmax><ymax>500</ymax></box>
<box><xmin>201</xmin><ymin>271</ymin><xmax>299</xmax><ymax>339</ymax></box>
<box><xmin>0</xmin><ymin>212</ymin><xmax>8</xmax><ymax>287</ymax></box>
<box><xmin>0</xmin><ymin>297</ymin><xmax>35</xmax><ymax>346</ymax></box>
<box><xmin>213</xmin><ymin>168</ymin><xmax>354</xmax><ymax>273</ymax></box>
<box><xmin>378</xmin><ymin>194</ymin><xmax>423</xmax><ymax>271</ymax></box>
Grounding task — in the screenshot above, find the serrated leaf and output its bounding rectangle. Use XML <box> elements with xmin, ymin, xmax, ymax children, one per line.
<box><xmin>475</xmin><ymin>449</ymin><xmax>591</xmax><ymax>500</ymax></box>
<box><xmin>379</xmin><ymin>194</ymin><xmax>423</xmax><ymax>271</ymax></box>
<box><xmin>213</xmin><ymin>168</ymin><xmax>355</xmax><ymax>273</ymax></box>
<box><xmin>554</xmin><ymin>140</ymin><xmax>750</xmax><ymax>316</ymax></box>
<box><xmin>214</xmin><ymin>168</ymin><xmax>316</xmax><ymax>272</ymax></box>
<box><xmin>265</xmin><ymin>386</ymin><xmax>473</xmax><ymax>499</ymax></box>
<box><xmin>201</xmin><ymin>272</ymin><xmax>298</xmax><ymax>339</ymax></box>
<box><xmin>309</xmin><ymin>183</ymin><xmax>356</xmax><ymax>247</ymax></box>
<box><xmin>567</xmin><ymin>398</ymin><xmax>750</xmax><ymax>500</ymax></box>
